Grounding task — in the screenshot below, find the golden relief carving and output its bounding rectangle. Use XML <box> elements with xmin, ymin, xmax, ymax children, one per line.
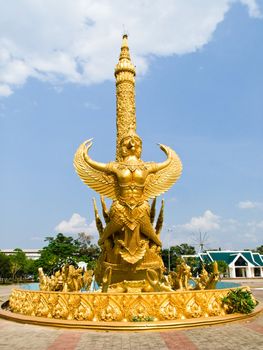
<box><xmin>9</xmin><ymin>288</ymin><xmax>229</xmax><ymax>321</ymax></box>
<box><xmin>115</xmin><ymin>34</ymin><xmax>136</xmax><ymax>161</ymax></box>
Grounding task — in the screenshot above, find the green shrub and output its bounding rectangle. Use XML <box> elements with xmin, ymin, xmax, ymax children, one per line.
<box><xmin>222</xmin><ymin>288</ymin><xmax>258</xmax><ymax>314</ymax></box>
<box><xmin>131</xmin><ymin>315</ymin><xmax>154</xmax><ymax>322</ymax></box>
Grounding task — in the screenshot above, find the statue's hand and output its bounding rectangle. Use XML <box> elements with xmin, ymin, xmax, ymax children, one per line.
<box><xmin>158</xmin><ymin>143</ymin><xmax>169</xmax><ymax>156</ymax></box>
<box><xmin>98</xmin><ymin>238</ymin><xmax>103</xmax><ymax>246</ymax></box>
<box><xmin>84</xmin><ymin>138</ymin><xmax>93</xmax><ymax>152</ymax></box>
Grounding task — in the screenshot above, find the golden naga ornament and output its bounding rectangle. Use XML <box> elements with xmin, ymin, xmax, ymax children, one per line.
<box><xmin>74</xmin><ymin>35</ymin><xmax>183</xmax><ymax>292</ymax></box>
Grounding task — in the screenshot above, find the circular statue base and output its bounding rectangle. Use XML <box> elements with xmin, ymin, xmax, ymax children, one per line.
<box><xmin>1</xmin><ymin>288</ymin><xmax>262</xmax><ymax>331</ymax></box>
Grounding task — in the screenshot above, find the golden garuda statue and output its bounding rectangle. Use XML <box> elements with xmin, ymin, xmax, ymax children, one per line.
<box><xmin>74</xmin><ymin>35</ymin><xmax>182</xmax><ymax>292</ymax></box>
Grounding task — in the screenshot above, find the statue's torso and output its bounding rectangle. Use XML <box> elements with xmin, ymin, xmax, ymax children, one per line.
<box><xmin>113</xmin><ymin>161</ymin><xmax>150</xmax><ymax>205</ymax></box>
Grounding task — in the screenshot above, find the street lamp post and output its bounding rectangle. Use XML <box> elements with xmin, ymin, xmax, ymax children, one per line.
<box><xmin>168</xmin><ymin>245</ymin><xmax>171</xmax><ymax>273</ymax></box>
<box><xmin>167</xmin><ymin>228</ymin><xmax>172</xmax><ymax>273</ymax></box>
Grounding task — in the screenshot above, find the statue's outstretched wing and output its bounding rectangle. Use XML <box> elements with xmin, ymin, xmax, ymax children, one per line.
<box><xmin>143</xmin><ymin>145</ymin><xmax>182</xmax><ymax>200</ymax></box>
<box><xmin>74</xmin><ymin>142</ymin><xmax>118</xmax><ymax>200</ymax></box>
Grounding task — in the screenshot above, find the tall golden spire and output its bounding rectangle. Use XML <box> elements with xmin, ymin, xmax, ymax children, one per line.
<box><xmin>115</xmin><ymin>34</ymin><xmax>136</xmax><ymax>161</ymax></box>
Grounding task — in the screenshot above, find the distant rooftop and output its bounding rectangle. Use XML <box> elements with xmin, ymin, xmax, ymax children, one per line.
<box><xmin>1</xmin><ymin>248</ymin><xmax>41</xmax><ymax>260</ymax></box>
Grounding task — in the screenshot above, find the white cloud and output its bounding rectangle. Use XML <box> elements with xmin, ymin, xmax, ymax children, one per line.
<box><xmin>84</xmin><ymin>101</ymin><xmax>100</xmax><ymax>110</ymax></box>
<box><xmin>0</xmin><ymin>84</ymin><xmax>13</xmax><ymax>97</ymax></box>
<box><xmin>0</xmin><ymin>0</ymin><xmax>261</xmax><ymax>96</ymax></box>
<box><xmin>55</xmin><ymin>213</ymin><xmax>97</xmax><ymax>237</ymax></box>
<box><xmin>161</xmin><ymin>208</ymin><xmax>262</xmax><ymax>250</ymax></box>
<box><xmin>218</xmin><ymin>218</ymin><xmax>263</xmax><ymax>249</ymax></box>
<box><xmin>238</xmin><ymin>200</ymin><xmax>263</xmax><ymax>209</ymax></box>
<box><xmin>247</xmin><ymin>220</ymin><xmax>263</xmax><ymax>230</ymax></box>
<box><xmin>240</xmin><ymin>0</ymin><xmax>262</xmax><ymax>17</ymax></box>
<box><xmin>180</xmin><ymin>210</ymin><xmax>221</xmax><ymax>232</ymax></box>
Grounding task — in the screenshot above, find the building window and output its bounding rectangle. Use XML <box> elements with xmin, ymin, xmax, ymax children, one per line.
<box><xmin>235</xmin><ymin>268</ymin><xmax>247</xmax><ymax>277</ymax></box>
<box><xmin>234</xmin><ymin>256</ymin><xmax>248</xmax><ymax>266</ymax></box>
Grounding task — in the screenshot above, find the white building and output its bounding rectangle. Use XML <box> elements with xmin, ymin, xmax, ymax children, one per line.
<box><xmin>183</xmin><ymin>250</ymin><xmax>263</xmax><ymax>278</ymax></box>
<box><xmin>1</xmin><ymin>249</ymin><xmax>41</xmax><ymax>260</ymax></box>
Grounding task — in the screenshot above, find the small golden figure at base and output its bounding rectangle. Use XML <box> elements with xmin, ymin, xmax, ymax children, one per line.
<box><xmin>38</xmin><ymin>266</ymin><xmax>94</xmax><ymax>292</ymax></box>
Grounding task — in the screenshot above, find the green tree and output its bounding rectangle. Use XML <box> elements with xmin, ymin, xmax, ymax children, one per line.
<box><xmin>37</xmin><ymin>233</ymin><xmax>80</xmax><ymax>274</ymax></box>
<box><xmin>162</xmin><ymin>244</ymin><xmax>196</xmax><ymax>271</ymax></box>
<box><xmin>44</xmin><ymin>233</ymin><xmax>80</xmax><ymax>259</ymax></box>
<box><xmin>255</xmin><ymin>245</ymin><xmax>263</xmax><ymax>255</ymax></box>
<box><xmin>36</xmin><ymin>233</ymin><xmax>100</xmax><ymax>274</ymax></box>
<box><xmin>75</xmin><ymin>232</ymin><xmax>100</xmax><ymax>269</ymax></box>
<box><xmin>172</xmin><ymin>243</ymin><xmax>196</xmax><ymax>256</ymax></box>
<box><xmin>24</xmin><ymin>258</ymin><xmax>39</xmax><ymax>280</ymax></box>
<box><xmin>161</xmin><ymin>248</ymin><xmax>170</xmax><ymax>270</ymax></box>
<box><xmin>200</xmin><ymin>260</ymin><xmax>229</xmax><ymax>277</ymax></box>
<box><xmin>9</xmin><ymin>249</ymin><xmax>28</xmax><ymax>280</ymax></box>
<box><xmin>0</xmin><ymin>252</ymin><xmax>11</xmax><ymax>282</ymax></box>
<box><xmin>216</xmin><ymin>260</ymin><xmax>229</xmax><ymax>276</ymax></box>
<box><xmin>77</xmin><ymin>232</ymin><xmax>92</xmax><ymax>249</ymax></box>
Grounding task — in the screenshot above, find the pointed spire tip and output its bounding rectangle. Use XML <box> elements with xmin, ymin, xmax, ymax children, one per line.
<box><xmin>121</xmin><ymin>33</ymin><xmax>129</xmax><ymax>48</ymax></box>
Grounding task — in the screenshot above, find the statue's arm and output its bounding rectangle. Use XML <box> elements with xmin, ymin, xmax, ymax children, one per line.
<box><xmin>148</xmin><ymin>144</ymin><xmax>172</xmax><ymax>173</ymax></box>
<box><xmin>83</xmin><ymin>140</ymin><xmax>112</xmax><ymax>173</ymax></box>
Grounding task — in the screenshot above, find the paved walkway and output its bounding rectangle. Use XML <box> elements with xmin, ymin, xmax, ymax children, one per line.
<box><xmin>0</xmin><ymin>281</ymin><xmax>262</xmax><ymax>350</ymax></box>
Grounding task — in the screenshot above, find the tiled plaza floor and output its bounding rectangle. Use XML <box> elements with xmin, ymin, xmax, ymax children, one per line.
<box><xmin>0</xmin><ymin>281</ymin><xmax>262</xmax><ymax>350</ymax></box>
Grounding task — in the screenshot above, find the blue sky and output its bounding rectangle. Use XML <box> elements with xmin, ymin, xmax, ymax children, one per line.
<box><xmin>1</xmin><ymin>1</ymin><xmax>263</xmax><ymax>251</ymax></box>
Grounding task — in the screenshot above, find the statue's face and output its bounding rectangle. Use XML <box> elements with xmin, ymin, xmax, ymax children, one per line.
<box><xmin>120</xmin><ymin>136</ymin><xmax>142</xmax><ymax>158</ymax></box>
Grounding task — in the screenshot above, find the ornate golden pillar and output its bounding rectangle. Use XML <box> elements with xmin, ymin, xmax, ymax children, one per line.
<box><xmin>114</xmin><ymin>34</ymin><xmax>136</xmax><ymax>161</ymax></box>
